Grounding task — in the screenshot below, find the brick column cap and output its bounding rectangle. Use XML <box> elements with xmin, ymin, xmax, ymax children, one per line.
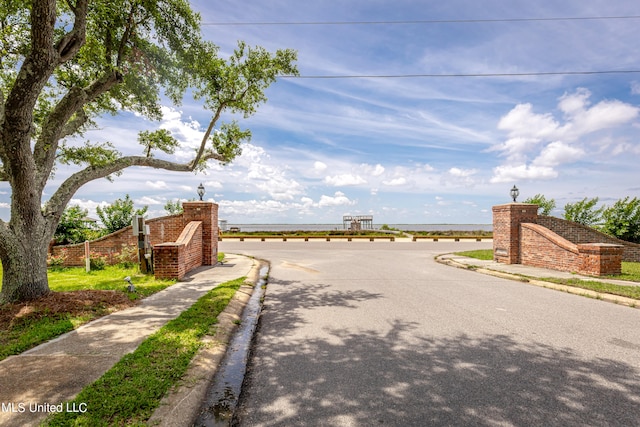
<box><xmin>577</xmin><ymin>243</ymin><xmax>625</xmax><ymax>254</ymax></box>
<box><xmin>492</xmin><ymin>202</ymin><xmax>538</xmax><ymax>209</ymax></box>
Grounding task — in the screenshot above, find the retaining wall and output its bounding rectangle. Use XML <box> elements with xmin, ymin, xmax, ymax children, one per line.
<box><xmin>153</xmin><ymin>221</ymin><xmax>203</xmax><ymax>280</ymax></box>
<box><xmin>493</xmin><ymin>203</ymin><xmax>626</xmax><ymax>276</ymax></box>
<box><xmin>536</xmin><ymin>216</ymin><xmax>640</xmax><ymax>262</ymax></box>
<box><xmin>49</xmin><ymin>202</ymin><xmax>218</xmax><ymax>281</ymax></box>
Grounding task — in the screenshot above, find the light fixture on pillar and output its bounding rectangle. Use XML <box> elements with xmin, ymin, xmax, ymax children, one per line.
<box><xmin>197</xmin><ymin>183</ymin><xmax>205</xmax><ymax>201</ymax></box>
<box><xmin>510</xmin><ymin>185</ymin><xmax>519</xmax><ymax>203</ymax></box>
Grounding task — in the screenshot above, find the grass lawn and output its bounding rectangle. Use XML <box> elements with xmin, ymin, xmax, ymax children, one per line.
<box><xmin>454</xmin><ymin>249</ymin><xmax>494</xmax><ymax>261</ymax></box>
<box><xmin>0</xmin><ymin>264</ymin><xmax>177</xmax><ymax>361</ymax></box>
<box><xmin>615</xmin><ymin>261</ymin><xmax>640</xmax><ymax>282</ymax></box>
<box><xmin>46</xmin><ymin>265</ymin><xmax>175</xmax><ymax>298</ymax></box>
<box><xmin>43</xmin><ymin>276</ymin><xmax>246</xmax><ymax>426</ymax></box>
<box><xmin>454</xmin><ymin>249</ymin><xmax>640</xmax><ymax>301</ymax></box>
<box><xmin>1</xmin><ymin>254</ymin><xmax>226</xmax><ymax>361</ymax></box>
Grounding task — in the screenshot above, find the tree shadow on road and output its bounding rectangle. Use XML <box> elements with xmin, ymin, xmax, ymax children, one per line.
<box><xmin>235</xmin><ymin>278</ymin><xmax>640</xmax><ymax>426</ymax></box>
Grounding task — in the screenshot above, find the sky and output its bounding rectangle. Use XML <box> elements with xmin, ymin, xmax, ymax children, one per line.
<box><xmin>3</xmin><ymin>0</ymin><xmax>640</xmax><ymax>225</ymax></box>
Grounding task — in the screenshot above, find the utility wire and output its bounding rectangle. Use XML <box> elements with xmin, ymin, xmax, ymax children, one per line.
<box><xmin>203</xmin><ymin>15</ymin><xmax>640</xmax><ymax>26</ymax></box>
<box><xmin>278</xmin><ymin>70</ymin><xmax>640</xmax><ymax>79</ymax></box>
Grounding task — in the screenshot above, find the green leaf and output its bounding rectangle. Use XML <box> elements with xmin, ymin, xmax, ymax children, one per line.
<box><xmin>58</xmin><ymin>140</ymin><xmax>121</xmax><ymax>168</ymax></box>
<box><xmin>139</xmin><ymin>129</ymin><xmax>179</xmax><ymax>158</ymax></box>
<box><xmin>210</xmin><ymin>122</ymin><xmax>251</xmax><ymax>165</ymax></box>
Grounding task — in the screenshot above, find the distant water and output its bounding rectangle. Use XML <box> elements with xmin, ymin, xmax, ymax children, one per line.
<box><xmin>222</xmin><ymin>224</ymin><xmax>492</xmax><ymax>232</ymax></box>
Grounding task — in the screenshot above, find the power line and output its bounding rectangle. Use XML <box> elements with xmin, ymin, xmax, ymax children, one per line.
<box><xmin>202</xmin><ymin>15</ymin><xmax>640</xmax><ymax>26</ymax></box>
<box><xmin>278</xmin><ymin>70</ymin><xmax>640</xmax><ymax>79</ymax></box>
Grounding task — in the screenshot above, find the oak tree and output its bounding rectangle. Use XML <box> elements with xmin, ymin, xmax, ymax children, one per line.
<box><xmin>0</xmin><ymin>0</ymin><xmax>298</xmax><ymax>302</ymax></box>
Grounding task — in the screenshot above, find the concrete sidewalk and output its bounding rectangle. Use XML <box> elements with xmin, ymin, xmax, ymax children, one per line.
<box><xmin>0</xmin><ymin>254</ymin><xmax>256</xmax><ymax>427</ymax></box>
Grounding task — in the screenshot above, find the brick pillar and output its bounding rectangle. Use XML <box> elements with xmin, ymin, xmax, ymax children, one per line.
<box><xmin>492</xmin><ymin>203</ymin><xmax>538</xmax><ymax>264</ymax></box>
<box><xmin>578</xmin><ymin>243</ymin><xmax>624</xmax><ymax>276</ymax></box>
<box><xmin>182</xmin><ymin>201</ymin><xmax>219</xmax><ymax>265</ymax></box>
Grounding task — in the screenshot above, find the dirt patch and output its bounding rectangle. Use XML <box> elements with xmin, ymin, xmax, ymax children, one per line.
<box><xmin>0</xmin><ymin>290</ymin><xmax>137</xmax><ymax>329</ymax></box>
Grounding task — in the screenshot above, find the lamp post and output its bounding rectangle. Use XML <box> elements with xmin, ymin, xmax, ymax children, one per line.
<box><xmin>510</xmin><ymin>185</ymin><xmax>519</xmax><ymax>203</ymax></box>
<box><xmin>197</xmin><ymin>183</ymin><xmax>205</xmax><ymax>201</ymax></box>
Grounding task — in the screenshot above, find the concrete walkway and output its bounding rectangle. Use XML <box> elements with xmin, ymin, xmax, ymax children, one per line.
<box><xmin>0</xmin><ymin>254</ymin><xmax>256</xmax><ymax>427</ymax></box>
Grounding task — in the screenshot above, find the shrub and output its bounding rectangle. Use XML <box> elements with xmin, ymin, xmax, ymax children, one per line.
<box><xmin>600</xmin><ymin>197</ymin><xmax>640</xmax><ymax>243</ymax></box>
<box><xmin>47</xmin><ymin>249</ymin><xmax>68</xmax><ymax>268</ymax></box>
<box><xmin>563</xmin><ymin>197</ymin><xmax>604</xmax><ymax>227</ymax></box>
<box><xmin>82</xmin><ymin>251</ymin><xmax>108</xmax><ymax>270</ymax></box>
<box><xmin>524</xmin><ymin>194</ymin><xmax>556</xmax><ymax>216</ymax></box>
<box><xmin>116</xmin><ymin>244</ymin><xmax>138</xmax><ymax>268</ymax></box>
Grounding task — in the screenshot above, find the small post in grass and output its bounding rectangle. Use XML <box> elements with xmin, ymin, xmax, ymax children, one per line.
<box><xmin>84</xmin><ymin>240</ymin><xmax>90</xmax><ymax>273</ymax></box>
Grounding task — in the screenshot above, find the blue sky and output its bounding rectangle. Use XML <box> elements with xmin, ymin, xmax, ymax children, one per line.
<box><xmin>3</xmin><ymin>0</ymin><xmax>640</xmax><ymax>224</ymax></box>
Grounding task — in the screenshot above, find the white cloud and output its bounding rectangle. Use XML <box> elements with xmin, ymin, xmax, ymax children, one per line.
<box><xmin>203</xmin><ymin>180</ymin><xmax>223</xmax><ymax>190</ymax></box>
<box><xmin>66</xmin><ymin>199</ymin><xmax>108</xmax><ymax>219</ymax></box>
<box><xmin>314</xmin><ymin>161</ymin><xmax>328</xmax><ymax>172</ymax></box>
<box><xmin>318</xmin><ymin>191</ymin><xmax>355</xmax><ymax>207</ymax></box>
<box><xmin>146</xmin><ymin>181</ymin><xmax>169</xmax><ymax>189</ymax></box>
<box><xmin>632</xmin><ymin>81</ymin><xmax>640</xmax><ymax>96</ymax></box>
<box><xmin>448</xmin><ymin>167</ymin><xmax>477</xmax><ymax>178</ymax></box>
<box><xmin>234</xmin><ymin>144</ymin><xmax>304</xmax><ymax>200</ymax></box>
<box><xmin>497</xmin><ymin>103</ymin><xmax>560</xmax><ymax>141</ymax></box>
<box><xmin>137</xmin><ymin>196</ymin><xmax>164</xmax><ymax>205</ymax></box>
<box><xmin>532</xmin><ymin>142</ymin><xmax>584</xmax><ymax>167</ymax></box>
<box><xmin>558</xmin><ymin>88</ymin><xmax>591</xmax><ymax>117</ymax></box>
<box><xmin>490</xmin><ymin>164</ymin><xmax>558</xmax><ymax>183</ymax></box>
<box><xmin>0</xmin><ymin>202</ymin><xmax>9</xmax><ymax>208</ymax></box>
<box><xmin>157</xmin><ymin>107</ymin><xmax>205</xmax><ymax>160</ymax></box>
<box><xmin>444</xmin><ymin>167</ymin><xmax>479</xmax><ymax>187</ymax></box>
<box><xmin>492</xmin><ymin>89</ymin><xmax>639</xmax><ymax>184</ymax></box>
<box><xmin>324</xmin><ymin>174</ymin><xmax>367</xmax><ymax>186</ymax></box>
<box><xmin>219</xmin><ymin>199</ymin><xmax>294</xmax><ymax>218</ymax></box>
<box><xmin>382</xmin><ymin>177</ymin><xmax>406</xmax><ymax>186</ymax></box>
<box><xmin>556</xmin><ymin>89</ymin><xmax>639</xmax><ymax>140</ymax></box>
<box><xmin>359</xmin><ymin>163</ymin><xmax>385</xmax><ymax>177</ymax></box>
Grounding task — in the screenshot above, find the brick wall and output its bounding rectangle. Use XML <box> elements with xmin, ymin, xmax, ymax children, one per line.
<box><xmin>182</xmin><ymin>202</ymin><xmax>218</xmax><ymax>265</ymax></box>
<box><xmin>493</xmin><ymin>203</ymin><xmax>626</xmax><ymax>276</ymax></box>
<box><xmin>521</xmin><ymin>223</ymin><xmax>580</xmax><ymax>272</ymax></box>
<box><xmin>537</xmin><ymin>216</ymin><xmax>640</xmax><ymax>262</ymax></box>
<box><xmin>50</xmin><ymin>214</ymin><xmax>185</xmax><ymax>266</ymax></box>
<box><xmin>50</xmin><ymin>203</ymin><xmax>219</xmax><ymax>278</ymax></box>
<box><xmin>153</xmin><ymin>221</ymin><xmax>203</xmax><ymax>280</ymax></box>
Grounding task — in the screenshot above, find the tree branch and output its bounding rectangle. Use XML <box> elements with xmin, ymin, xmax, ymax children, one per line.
<box><xmin>117</xmin><ymin>6</ymin><xmax>137</xmax><ymax>68</ymax></box>
<box><xmin>190</xmin><ymin>103</ymin><xmax>225</xmax><ymax>168</ymax></box>
<box><xmin>34</xmin><ymin>71</ymin><xmax>124</xmax><ymax>189</ymax></box>
<box><xmin>44</xmin><ymin>153</ymin><xmax>224</xmax><ymax>225</ymax></box>
<box><xmin>55</xmin><ymin>0</ymin><xmax>88</xmax><ymax>62</ymax></box>
<box><xmin>3</xmin><ymin>0</ymin><xmax>88</xmax><ymax>195</ymax></box>
<box><xmin>0</xmin><ymin>87</ymin><xmax>4</xmax><ymax>124</ymax></box>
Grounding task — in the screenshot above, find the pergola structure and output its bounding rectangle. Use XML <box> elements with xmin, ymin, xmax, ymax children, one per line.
<box><xmin>343</xmin><ymin>215</ymin><xmax>374</xmax><ymax>230</ymax></box>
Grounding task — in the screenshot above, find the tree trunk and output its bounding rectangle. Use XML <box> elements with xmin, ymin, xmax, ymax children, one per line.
<box><xmin>0</xmin><ymin>228</ymin><xmax>51</xmax><ymax>303</ymax></box>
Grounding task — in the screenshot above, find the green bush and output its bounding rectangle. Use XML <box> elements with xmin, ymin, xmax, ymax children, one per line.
<box><xmin>47</xmin><ymin>249</ymin><xmax>68</xmax><ymax>268</ymax></box>
<box><xmin>563</xmin><ymin>197</ymin><xmax>604</xmax><ymax>226</ymax></box>
<box><xmin>600</xmin><ymin>197</ymin><xmax>640</xmax><ymax>243</ymax></box>
<box><xmin>116</xmin><ymin>244</ymin><xmax>138</xmax><ymax>268</ymax></box>
<box><xmin>83</xmin><ymin>251</ymin><xmax>108</xmax><ymax>270</ymax></box>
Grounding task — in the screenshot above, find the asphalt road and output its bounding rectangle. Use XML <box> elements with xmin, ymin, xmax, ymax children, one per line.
<box><xmin>220</xmin><ymin>240</ymin><xmax>640</xmax><ymax>426</ymax></box>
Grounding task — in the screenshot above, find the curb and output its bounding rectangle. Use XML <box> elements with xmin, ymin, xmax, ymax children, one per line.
<box><xmin>147</xmin><ymin>257</ymin><xmax>267</xmax><ymax>427</ymax></box>
<box><xmin>437</xmin><ymin>255</ymin><xmax>638</xmax><ymax>309</ymax></box>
